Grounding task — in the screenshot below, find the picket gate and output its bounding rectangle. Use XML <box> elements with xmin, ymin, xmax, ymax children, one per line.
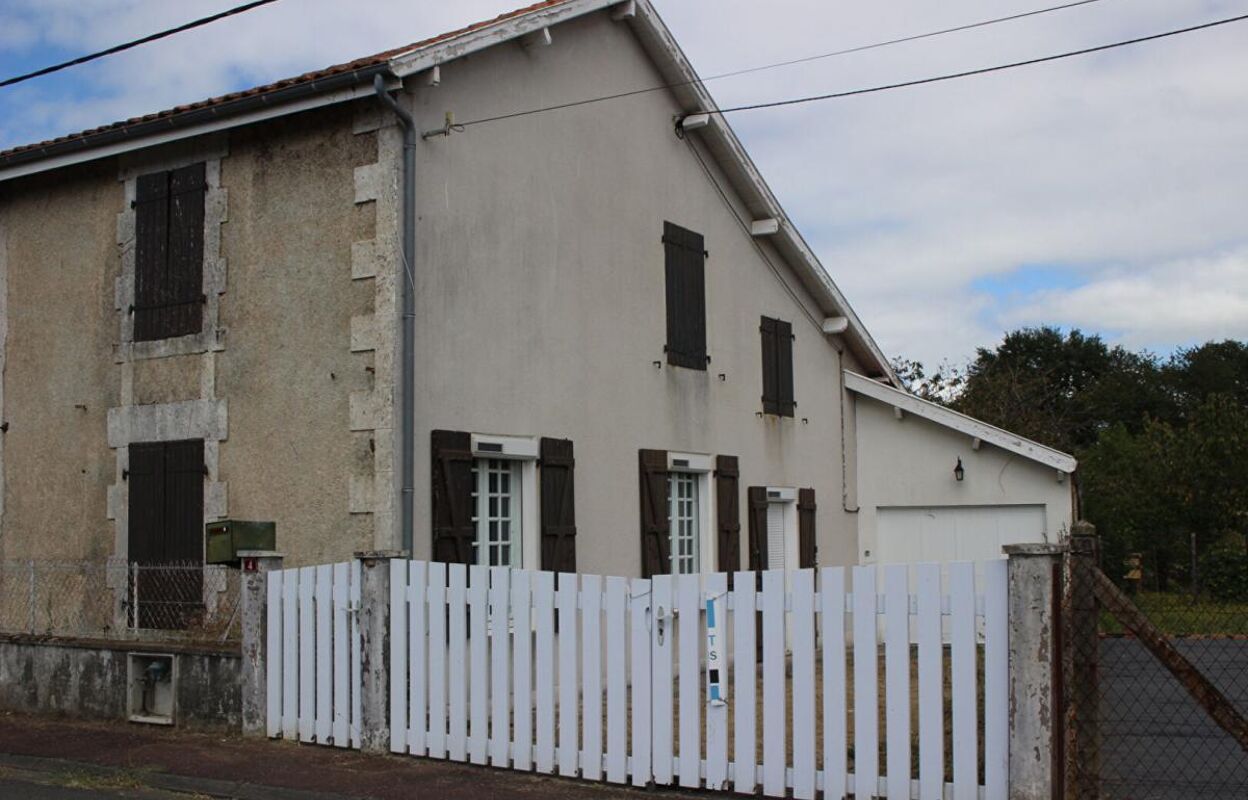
<box><xmin>265</xmin><ymin>561</ymin><xmax>361</xmax><ymax>747</ymax></box>
<box><xmin>267</xmin><ymin>559</ymin><xmax>1007</xmax><ymax>798</ymax></box>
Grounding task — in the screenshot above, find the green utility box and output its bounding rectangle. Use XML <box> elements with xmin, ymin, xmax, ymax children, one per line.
<box><xmin>206</xmin><ymin>520</ymin><xmax>276</xmax><ymax>564</ymax></box>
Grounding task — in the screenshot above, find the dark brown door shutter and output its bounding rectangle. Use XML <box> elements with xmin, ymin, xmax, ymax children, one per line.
<box><xmin>747</xmin><ymin>486</ymin><xmax>768</xmax><ymax>571</ymax></box>
<box><xmin>166</xmin><ymin>162</ymin><xmax>206</xmax><ymax>339</ymax></box>
<box><xmin>431</xmin><ymin>430</ymin><xmax>474</xmax><ymax>564</ymax></box>
<box><xmin>133</xmin><ymin>172</ymin><xmax>170</xmax><ymax>342</ymax></box>
<box><xmin>798</xmin><ymin>488</ymin><xmax>817</xmax><ymax>568</ymax></box>
<box><xmin>714</xmin><ymin>455</ymin><xmax>740</xmax><ymax>575</ymax></box>
<box><xmin>128</xmin><ymin>443</ymin><xmax>166</xmax><ymax>565</ymax></box>
<box><xmin>775</xmin><ymin>319</ymin><xmax>795</xmax><ymax>417</ymax></box>
<box><xmin>639</xmin><ymin>449</ymin><xmax>670</xmax><ymax>578</ymax></box>
<box><xmin>663</xmin><ymin>222</ymin><xmax>707</xmax><ymax>370</ymax></box>
<box><xmin>540</xmin><ymin>437</ymin><xmax>576</xmax><ymax>572</ymax></box>
<box><xmin>164</xmin><ymin>439</ymin><xmax>205</xmax><ymax>564</ymax></box>
<box><xmin>760</xmin><ymin>317</ymin><xmax>778</xmax><ymax>415</ymax></box>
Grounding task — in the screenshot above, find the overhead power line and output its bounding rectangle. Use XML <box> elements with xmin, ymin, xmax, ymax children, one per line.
<box><xmin>458</xmin><ymin>0</ymin><xmax>1113</xmax><ymax>128</ymax></box>
<box><xmin>0</xmin><ymin>0</ymin><xmax>282</xmax><ymax>90</ymax></box>
<box><xmin>706</xmin><ymin>10</ymin><xmax>1248</xmax><ymax>118</ymax></box>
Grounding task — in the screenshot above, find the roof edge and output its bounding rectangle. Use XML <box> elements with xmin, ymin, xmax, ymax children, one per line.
<box><xmin>844</xmin><ymin>370</ymin><xmax>1078</xmax><ymax>473</ymax></box>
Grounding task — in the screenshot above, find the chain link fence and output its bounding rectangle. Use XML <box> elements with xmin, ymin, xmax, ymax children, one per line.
<box><xmin>0</xmin><ymin>560</ymin><xmax>241</xmax><ymax>644</ymax></box>
<box><xmin>1063</xmin><ymin>532</ymin><xmax>1248</xmax><ymax>800</ymax></box>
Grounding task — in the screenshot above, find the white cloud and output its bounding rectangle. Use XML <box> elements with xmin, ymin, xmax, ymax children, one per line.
<box><xmin>2</xmin><ymin>0</ymin><xmax>1247</xmax><ymax>367</ymax></box>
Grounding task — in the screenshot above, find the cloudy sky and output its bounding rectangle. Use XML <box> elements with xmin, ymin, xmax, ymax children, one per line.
<box><xmin>2</xmin><ymin>0</ymin><xmax>1245</xmax><ymax>368</ymax></box>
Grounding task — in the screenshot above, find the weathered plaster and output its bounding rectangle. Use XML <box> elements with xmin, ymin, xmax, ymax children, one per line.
<box><xmin>349</xmin><ymin>103</ymin><xmax>401</xmax><ymax>550</ymax></box>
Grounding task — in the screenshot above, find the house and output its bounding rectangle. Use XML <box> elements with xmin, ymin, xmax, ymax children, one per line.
<box><xmin>0</xmin><ymin>0</ymin><xmax>1074</xmax><ymax>592</ymax></box>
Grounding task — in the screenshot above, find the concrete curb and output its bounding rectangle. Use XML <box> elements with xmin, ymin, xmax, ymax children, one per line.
<box><xmin>0</xmin><ymin>752</ymin><xmax>368</xmax><ymax>800</ymax></box>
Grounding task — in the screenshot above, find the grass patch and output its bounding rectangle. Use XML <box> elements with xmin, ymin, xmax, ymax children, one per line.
<box><xmin>50</xmin><ymin>766</ymin><xmax>154</xmax><ymax>791</ymax></box>
<box><xmin>1099</xmin><ymin>592</ymin><xmax>1248</xmax><ymax>636</ymax></box>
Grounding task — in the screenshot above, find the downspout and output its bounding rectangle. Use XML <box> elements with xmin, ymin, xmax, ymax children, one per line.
<box><xmin>373</xmin><ymin>73</ymin><xmax>416</xmax><ymax>555</ymax></box>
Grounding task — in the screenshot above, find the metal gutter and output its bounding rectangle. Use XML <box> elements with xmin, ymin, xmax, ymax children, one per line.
<box><xmin>0</xmin><ymin>64</ymin><xmax>394</xmax><ymax>181</ymax></box>
<box><xmin>371</xmin><ymin>74</ymin><xmax>417</xmax><ymax>556</ymax></box>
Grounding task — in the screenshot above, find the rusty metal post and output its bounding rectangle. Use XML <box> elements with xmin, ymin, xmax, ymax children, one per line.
<box><xmin>1005</xmin><ymin>542</ymin><xmax>1066</xmax><ymax>800</ymax></box>
<box><xmin>239</xmin><ymin>550</ymin><xmax>283</xmax><ymax>737</ymax></box>
<box><xmin>1066</xmin><ymin>521</ymin><xmax>1101</xmax><ymax>799</ymax></box>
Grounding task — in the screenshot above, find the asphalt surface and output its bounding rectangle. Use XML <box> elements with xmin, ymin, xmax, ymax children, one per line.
<box><xmin>1098</xmin><ymin>637</ymin><xmax>1248</xmax><ymax>800</ymax></box>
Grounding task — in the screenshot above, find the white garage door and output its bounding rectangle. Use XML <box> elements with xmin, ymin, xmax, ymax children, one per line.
<box><xmin>876</xmin><ymin>505</ymin><xmax>1047</xmax><ymax>565</ymax></box>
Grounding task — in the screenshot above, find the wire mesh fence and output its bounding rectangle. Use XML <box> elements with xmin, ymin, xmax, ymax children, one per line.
<box><xmin>1063</xmin><ymin>534</ymin><xmax>1248</xmax><ymax>800</ymax></box>
<box><xmin>0</xmin><ymin>560</ymin><xmax>241</xmax><ymax>644</ymax></box>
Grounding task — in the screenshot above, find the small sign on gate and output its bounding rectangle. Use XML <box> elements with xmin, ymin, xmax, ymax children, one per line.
<box><xmin>705</xmin><ymin>592</ymin><xmax>727</xmax><ymax>706</ymax></box>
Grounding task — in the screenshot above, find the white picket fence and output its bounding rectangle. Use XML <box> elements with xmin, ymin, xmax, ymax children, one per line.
<box><xmin>265</xmin><ymin>561</ymin><xmax>362</xmax><ymax>747</ymax></box>
<box><xmin>381</xmin><ymin>560</ymin><xmax>1009</xmax><ymax>800</ymax></box>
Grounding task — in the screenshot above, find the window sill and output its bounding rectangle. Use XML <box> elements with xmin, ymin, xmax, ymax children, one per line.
<box><xmin>115</xmin><ymin>328</ymin><xmax>226</xmax><ymax>363</ymax></box>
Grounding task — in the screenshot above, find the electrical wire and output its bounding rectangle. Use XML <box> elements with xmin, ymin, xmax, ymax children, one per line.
<box><xmin>0</xmin><ymin>0</ymin><xmax>283</xmax><ymax>89</ymax></box>
<box><xmin>705</xmin><ymin>11</ymin><xmax>1248</xmax><ymax>118</ymax></box>
<box><xmin>456</xmin><ymin>0</ymin><xmax>1115</xmax><ymax>129</ymax></box>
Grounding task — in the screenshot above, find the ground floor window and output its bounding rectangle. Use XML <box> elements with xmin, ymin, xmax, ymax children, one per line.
<box><xmin>668</xmin><ymin>471</ymin><xmax>700</xmax><ymax>574</ymax></box>
<box><xmin>471</xmin><ymin>457</ymin><xmax>521</xmax><ymax>567</ymax></box>
<box><xmin>765</xmin><ymin>488</ymin><xmax>797</xmax><ymax>571</ymax></box>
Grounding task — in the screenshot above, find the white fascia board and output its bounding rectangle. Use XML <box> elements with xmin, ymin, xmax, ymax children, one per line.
<box><xmin>0</xmin><ymin>79</ymin><xmax>398</xmax><ymax>184</ymax></box>
<box><xmin>388</xmin><ymin>0</ymin><xmax>619</xmax><ymax>77</ymax></box>
<box><xmin>626</xmin><ymin>1</ymin><xmax>899</xmax><ymax>387</ymax></box>
<box><xmin>843</xmin><ymin>370</ymin><xmax>1078</xmax><ymax>473</ymax></box>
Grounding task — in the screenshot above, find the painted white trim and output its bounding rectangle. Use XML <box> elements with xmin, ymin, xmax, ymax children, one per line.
<box><xmin>843</xmin><ymin>370</ymin><xmax>1078</xmax><ymax>474</ymax></box>
<box><xmin>667</xmin><ymin>451</ymin><xmax>712</xmax><ymax>473</ymax></box>
<box><xmin>471</xmin><ymin>433</ymin><xmax>540</xmax><ymax>460</ymax></box>
<box><xmin>0</xmin><ymin>80</ymin><xmax>397</xmax><ymax>184</ymax></box>
<box><xmin>387</xmin><ymin>0</ymin><xmax>619</xmax><ymax>77</ymax></box>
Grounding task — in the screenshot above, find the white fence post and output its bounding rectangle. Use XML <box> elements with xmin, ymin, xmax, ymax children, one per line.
<box><xmin>1004</xmin><ymin>543</ymin><xmax>1065</xmax><ymax>800</ymax></box>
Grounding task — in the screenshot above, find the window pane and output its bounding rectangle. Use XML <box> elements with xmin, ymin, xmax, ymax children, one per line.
<box><xmin>667</xmin><ymin>472</ymin><xmax>699</xmax><ymax>574</ymax></box>
<box><xmin>474</xmin><ymin>457</ymin><xmax>522</xmax><ymax>568</ymax></box>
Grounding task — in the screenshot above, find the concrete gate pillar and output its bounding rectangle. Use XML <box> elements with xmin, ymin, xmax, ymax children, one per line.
<box><xmin>356</xmin><ymin>550</ymin><xmax>405</xmax><ymax>753</ymax></box>
<box><xmin>239</xmin><ymin>550</ymin><xmax>283</xmax><ymax>737</ymax></box>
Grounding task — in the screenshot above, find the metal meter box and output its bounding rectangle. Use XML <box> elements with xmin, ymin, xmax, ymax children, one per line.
<box><xmin>206</xmin><ymin>520</ymin><xmax>276</xmax><ymax>564</ymax></box>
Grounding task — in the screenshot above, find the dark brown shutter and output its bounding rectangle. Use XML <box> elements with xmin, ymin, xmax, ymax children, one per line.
<box><xmin>639</xmin><ymin>449</ymin><xmax>670</xmax><ymax>578</ymax></box>
<box><xmin>747</xmin><ymin>486</ymin><xmax>768</xmax><ymax>571</ymax></box>
<box><xmin>166</xmin><ymin>163</ymin><xmax>206</xmax><ymax>338</ymax></box>
<box><xmin>760</xmin><ymin>317</ymin><xmax>778</xmax><ymax>415</ymax></box>
<box><xmin>714</xmin><ymin>456</ymin><xmax>740</xmax><ymax>575</ymax></box>
<box><xmin>128</xmin><ymin>443</ymin><xmax>166</xmax><ymax>565</ymax></box>
<box><xmin>164</xmin><ymin>439</ymin><xmax>205</xmax><ymax>564</ymax></box>
<box><xmin>540</xmin><ymin>437</ymin><xmax>576</xmax><ymax>572</ymax></box>
<box><xmin>431</xmin><ymin>430</ymin><xmax>474</xmax><ymax>564</ymax></box>
<box><xmin>133</xmin><ymin>171</ymin><xmax>170</xmax><ymax>342</ymax></box>
<box><xmin>775</xmin><ymin>319</ymin><xmax>795</xmax><ymax>417</ymax></box>
<box><xmin>798</xmin><ymin>488</ymin><xmax>817</xmax><ymax>568</ymax></box>
<box><xmin>663</xmin><ymin>222</ymin><xmax>707</xmax><ymax>370</ymax></box>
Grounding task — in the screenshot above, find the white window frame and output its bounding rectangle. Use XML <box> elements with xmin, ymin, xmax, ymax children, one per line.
<box><xmin>764</xmin><ymin>486</ymin><xmax>799</xmax><ymax>572</ymax></box>
<box><xmin>666</xmin><ymin>451</ymin><xmax>715</xmax><ymax>574</ymax></box>
<box><xmin>469</xmin><ymin>434</ymin><xmax>539</xmax><ymax>570</ymax></box>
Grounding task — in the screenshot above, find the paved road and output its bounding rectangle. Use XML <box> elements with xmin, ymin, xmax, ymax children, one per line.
<box><xmin>1099</xmin><ymin>637</ymin><xmax>1248</xmax><ymax>800</ymax></box>
<box><xmin>0</xmin><ymin>775</ymin><xmax>182</xmax><ymax>798</ymax></box>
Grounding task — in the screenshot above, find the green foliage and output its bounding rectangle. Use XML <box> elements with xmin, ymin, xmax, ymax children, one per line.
<box><xmin>899</xmin><ymin>331</ymin><xmax>1248</xmax><ymax>593</ymax></box>
<box><xmin>1200</xmin><ymin>538</ymin><xmax>1248</xmax><ymax>602</ymax></box>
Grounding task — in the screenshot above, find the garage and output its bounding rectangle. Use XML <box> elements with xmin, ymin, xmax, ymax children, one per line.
<box><xmin>845</xmin><ymin>371</ymin><xmax>1077</xmax><ymax>566</ymax></box>
<box><xmin>875</xmin><ymin>504</ymin><xmax>1048</xmax><ymax>565</ymax></box>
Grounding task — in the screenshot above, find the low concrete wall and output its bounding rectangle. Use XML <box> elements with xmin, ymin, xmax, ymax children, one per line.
<box><xmin>0</xmin><ymin>635</ymin><xmax>241</xmax><ymax>730</ymax></box>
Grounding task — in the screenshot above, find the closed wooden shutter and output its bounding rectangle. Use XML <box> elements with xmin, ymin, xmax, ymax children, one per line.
<box><xmin>540</xmin><ymin>437</ymin><xmax>577</xmax><ymax>572</ymax></box>
<box><xmin>127</xmin><ymin>443</ymin><xmax>166</xmax><ymax>565</ymax></box>
<box><xmin>760</xmin><ymin>317</ymin><xmax>778</xmax><ymax>415</ymax></box>
<box><xmin>166</xmin><ymin>163</ymin><xmax>206</xmax><ymax>338</ymax></box>
<box><xmin>133</xmin><ymin>164</ymin><xmax>205</xmax><ymax>341</ymax></box>
<box><xmin>431</xmin><ymin>430</ymin><xmax>474</xmax><ymax>564</ymax></box>
<box><xmin>775</xmin><ymin>319</ymin><xmax>795</xmax><ymax>417</ymax></box>
<box><xmin>747</xmin><ymin>486</ymin><xmax>768</xmax><ymax>571</ymax></box>
<box><xmin>760</xmin><ymin>316</ymin><xmax>795</xmax><ymax>416</ymax></box>
<box><xmin>133</xmin><ymin>172</ymin><xmax>170</xmax><ymax>342</ymax></box>
<box><xmin>663</xmin><ymin>222</ymin><xmax>707</xmax><ymax>370</ymax></box>
<box><xmin>714</xmin><ymin>455</ymin><xmax>740</xmax><ymax>575</ymax></box>
<box><xmin>639</xmin><ymin>449</ymin><xmax>670</xmax><ymax>578</ymax></box>
<box><xmin>798</xmin><ymin>487</ymin><xmax>817</xmax><ymax>568</ymax></box>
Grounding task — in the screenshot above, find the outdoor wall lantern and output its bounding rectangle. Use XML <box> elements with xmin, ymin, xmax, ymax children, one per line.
<box><xmin>954</xmin><ymin>457</ymin><xmax>965</xmax><ymax>482</ymax></box>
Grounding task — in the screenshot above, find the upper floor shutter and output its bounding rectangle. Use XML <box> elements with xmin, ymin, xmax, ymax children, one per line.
<box><xmin>540</xmin><ymin>437</ymin><xmax>577</xmax><ymax>572</ymax></box>
<box><xmin>639</xmin><ymin>449</ymin><xmax>670</xmax><ymax>578</ymax></box>
<box><xmin>431</xmin><ymin>430</ymin><xmax>474</xmax><ymax>564</ymax></box>
<box><xmin>663</xmin><ymin>222</ymin><xmax>707</xmax><ymax>370</ymax></box>
<box><xmin>760</xmin><ymin>316</ymin><xmax>795</xmax><ymax>417</ymax></box>
<box><xmin>798</xmin><ymin>487</ymin><xmax>817</xmax><ymax>568</ymax></box>
<box><xmin>133</xmin><ymin>163</ymin><xmax>205</xmax><ymax>341</ymax></box>
<box><xmin>714</xmin><ymin>455</ymin><xmax>740</xmax><ymax>576</ymax></box>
